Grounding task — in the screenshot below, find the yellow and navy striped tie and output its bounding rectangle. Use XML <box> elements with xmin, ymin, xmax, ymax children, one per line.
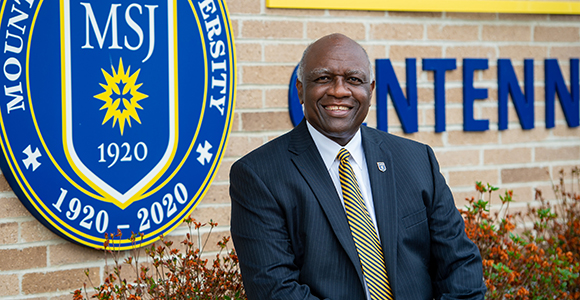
<box><xmin>337</xmin><ymin>148</ymin><xmax>394</xmax><ymax>300</ymax></box>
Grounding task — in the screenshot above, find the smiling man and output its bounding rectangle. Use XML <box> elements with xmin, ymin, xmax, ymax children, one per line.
<box><xmin>230</xmin><ymin>33</ymin><xmax>486</xmax><ymax>300</ymax></box>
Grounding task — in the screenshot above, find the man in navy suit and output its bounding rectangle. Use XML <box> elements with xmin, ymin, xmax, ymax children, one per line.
<box><xmin>230</xmin><ymin>33</ymin><xmax>486</xmax><ymax>300</ymax></box>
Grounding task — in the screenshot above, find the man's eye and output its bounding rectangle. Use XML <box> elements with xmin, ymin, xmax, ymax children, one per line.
<box><xmin>348</xmin><ymin>77</ymin><xmax>363</xmax><ymax>84</ymax></box>
<box><xmin>314</xmin><ymin>76</ymin><xmax>331</xmax><ymax>82</ymax></box>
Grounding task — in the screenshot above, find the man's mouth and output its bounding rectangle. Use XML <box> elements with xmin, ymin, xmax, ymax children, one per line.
<box><xmin>324</xmin><ymin>105</ymin><xmax>351</xmax><ymax>111</ymax></box>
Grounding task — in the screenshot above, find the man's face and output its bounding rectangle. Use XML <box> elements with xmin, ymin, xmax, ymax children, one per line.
<box><xmin>297</xmin><ymin>36</ymin><xmax>375</xmax><ymax>146</ymax></box>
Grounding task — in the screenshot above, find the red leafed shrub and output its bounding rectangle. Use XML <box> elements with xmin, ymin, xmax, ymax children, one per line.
<box><xmin>73</xmin><ymin>217</ymin><xmax>246</xmax><ymax>300</ymax></box>
<box><xmin>462</xmin><ymin>167</ymin><xmax>580</xmax><ymax>299</ymax></box>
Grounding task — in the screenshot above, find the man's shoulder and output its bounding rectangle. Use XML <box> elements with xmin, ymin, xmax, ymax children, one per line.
<box><xmin>361</xmin><ymin>125</ymin><xmax>428</xmax><ymax>150</ymax></box>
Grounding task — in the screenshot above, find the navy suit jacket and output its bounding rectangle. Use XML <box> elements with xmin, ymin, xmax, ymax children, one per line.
<box><xmin>230</xmin><ymin>120</ymin><xmax>486</xmax><ymax>300</ymax></box>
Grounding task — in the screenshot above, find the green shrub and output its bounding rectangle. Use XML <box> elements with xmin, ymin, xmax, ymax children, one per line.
<box><xmin>462</xmin><ymin>167</ymin><xmax>580</xmax><ymax>299</ymax></box>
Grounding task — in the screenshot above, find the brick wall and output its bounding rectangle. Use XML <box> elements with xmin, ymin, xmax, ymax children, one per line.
<box><xmin>1</xmin><ymin>0</ymin><xmax>579</xmax><ymax>298</ymax></box>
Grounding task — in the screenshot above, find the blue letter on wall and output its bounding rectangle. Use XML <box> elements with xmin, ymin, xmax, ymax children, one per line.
<box><xmin>463</xmin><ymin>59</ymin><xmax>489</xmax><ymax>131</ymax></box>
<box><xmin>545</xmin><ymin>59</ymin><xmax>579</xmax><ymax>128</ymax></box>
<box><xmin>423</xmin><ymin>58</ymin><xmax>456</xmax><ymax>132</ymax></box>
<box><xmin>288</xmin><ymin>65</ymin><xmax>303</xmax><ymax>126</ymax></box>
<box><xmin>376</xmin><ymin>58</ymin><xmax>418</xmax><ymax>133</ymax></box>
<box><xmin>498</xmin><ymin>59</ymin><xmax>534</xmax><ymax>130</ymax></box>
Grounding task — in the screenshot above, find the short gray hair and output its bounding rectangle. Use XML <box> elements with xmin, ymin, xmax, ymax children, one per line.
<box><xmin>296</xmin><ymin>40</ymin><xmax>375</xmax><ymax>83</ymax></box>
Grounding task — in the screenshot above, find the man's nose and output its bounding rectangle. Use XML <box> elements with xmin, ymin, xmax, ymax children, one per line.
<box><xmin>327</xmin><ymin>77</ymin><xmax>352</xmax><ymax>98</ymax></box>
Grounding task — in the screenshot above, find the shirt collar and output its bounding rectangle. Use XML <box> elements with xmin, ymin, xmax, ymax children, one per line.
<box><xmin>306</xmin><ymin>121</ymin><xmax>364</xmax><ymax>171</ymax></box>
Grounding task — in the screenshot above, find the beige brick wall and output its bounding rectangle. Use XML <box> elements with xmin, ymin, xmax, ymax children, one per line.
<box><xmin>1</xmin><ymin>0</ymin><xmax>580</xmax><ymax>298</ymax></box>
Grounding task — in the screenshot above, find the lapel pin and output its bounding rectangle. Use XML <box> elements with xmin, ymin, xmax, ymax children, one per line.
<box><xmin>377</xmin><ymin>162</ymin><xmax>386</xmax><ymax>172</ymax></box>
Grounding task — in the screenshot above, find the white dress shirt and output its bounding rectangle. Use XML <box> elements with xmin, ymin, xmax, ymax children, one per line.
<box><xmin>306</xmin><ymin>121</ymin><xmax>380</xmax><ymax>236</ymax></box>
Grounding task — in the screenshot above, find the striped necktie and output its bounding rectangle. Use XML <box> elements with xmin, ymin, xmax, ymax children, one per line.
<box><xmin>337</xmin><ymin>148</ymin><xmax>394</xmax><ymax>300</ymax></box>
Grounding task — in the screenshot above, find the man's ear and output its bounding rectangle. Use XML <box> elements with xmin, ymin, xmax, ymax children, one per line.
<box><xmin>370</xmin><ymin>80</ymin><xmax>375</xmax><ymax>95</ymax></box>
<box><xmin>296</xmin><ymin>79</ymin><xmax>304</xmax><ymax>104</ymax></box>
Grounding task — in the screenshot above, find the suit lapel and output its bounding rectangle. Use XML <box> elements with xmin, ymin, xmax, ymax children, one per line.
<box><xmin>288</xmin><ymin>120</ymin><xmax>365</xmax><ymax>285</ymax></box>
<box><xmin>361</xmin><ymin>126</ymin><xmax>398</xmax><ymax>292</ymax></box>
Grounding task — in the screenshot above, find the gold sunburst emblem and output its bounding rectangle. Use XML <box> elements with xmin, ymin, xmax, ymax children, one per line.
<box><xmin>94</xmin><ymin>58</ymin><xmax>148</xmax><ymax>135</ymax></box>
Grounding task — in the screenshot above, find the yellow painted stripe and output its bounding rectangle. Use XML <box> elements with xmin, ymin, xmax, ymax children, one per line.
<box><xmin>266</xmin><ymin>0</ymin><xmax>580</xmax><ymax>15</ymax></box>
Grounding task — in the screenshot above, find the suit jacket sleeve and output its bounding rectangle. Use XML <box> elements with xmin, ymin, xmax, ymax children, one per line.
<box><xmin>425</xmin><ymin>145</ymin><xmax>486</xmax><ymax>300</ymax></box>
<box><xmin>230</xmin><ymin>159</ymin><xmax>326</xmax><ymax>300</ymax></box>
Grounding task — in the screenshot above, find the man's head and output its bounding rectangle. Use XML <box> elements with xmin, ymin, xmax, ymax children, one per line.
<box><xmin>296</xmin><ymin>33</ymin><xmax>375</xmax><ymax>146</ymax></box>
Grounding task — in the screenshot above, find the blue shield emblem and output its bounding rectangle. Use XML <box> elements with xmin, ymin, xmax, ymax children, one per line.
<box><xmin>62</xmin><ymin>1</ymin><xmax>178</xmax><ymax>206</ymax></box>
<box><xmin>377</xmin><ymin>162</ymin><xmax>386</xmax><ymax>172</ymax></box>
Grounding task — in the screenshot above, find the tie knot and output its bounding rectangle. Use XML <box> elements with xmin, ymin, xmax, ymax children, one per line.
<box><xmin>337</xmin><ymin>148</ymin><xmax>351</xmax><ymax>162</ymax></box>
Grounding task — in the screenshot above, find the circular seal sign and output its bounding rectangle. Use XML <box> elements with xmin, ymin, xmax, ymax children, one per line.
<box><xmin>0</xmin><ymin>0</ymin><xmax>236</xmax><ymax>249</ymax></box>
